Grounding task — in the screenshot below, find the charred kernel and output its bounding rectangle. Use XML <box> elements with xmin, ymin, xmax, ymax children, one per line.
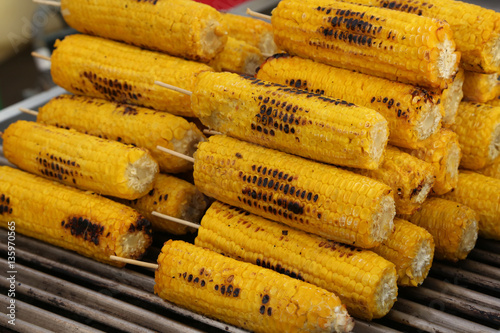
<box><xmin>262</xmin><ymin>295</ymin><xmax>270</xmax><ymax>304</ymax></box>
<box><xmin>233</xmin><ymin>288</ymin><xmax>240</xmax><ymax>297</ymax></box>
<box><xmin>267</xmin><ymin>308</ymin><xmax>272</xmax><ymax>316</ymax></box>
<box><xmin>215</xmin><ymin>285</ymin><xmax>219</xmax><ymax>291</ymax></box>
<box><xmin>201</xmin><ymin>280</ymin><xmax>206</xmax><ymax>287</ymax></box>
<box><xmin>220</xmin><ymin>285</ymin><xmax>226</xmax><ymax>294</ymax></box>
<box><xmin>193</xmin><ymin>277</ymin><xmax>199</xmax><ymax>283</ymax></box>
<box><xmin>227</xmin><ymin>285</ymin><xmax>233</xmax><ymax>294</ymax></box>
<box><xmin>282</xmin><ymin>230</ymin><xmax>288</xmax><ymax>235</ymax></box>
<box><xmin>259</xmin><ymin>305</ymin><xmax>265</xmax><ymax>314</ymax></box>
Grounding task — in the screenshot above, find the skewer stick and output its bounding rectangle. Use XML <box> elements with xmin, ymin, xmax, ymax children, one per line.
<box><xmin>203</xmin><ymin>129</ymin><xmax>222</xmax><ymax>136</ymax></box>
<box><xmin>31</xmin><ymin>51</ymin><xmax>51</xmax><ymax>61</ymax></box>
<box><xmin>246</xmin><ymin>8</ymin><xmax>272</xmax><ymax>22</ymax></box>
<box><xmin>156</xmin><ymin>145</ymin><xmax>194</xmax><ymax>163</ymax></box>
<box><xmin>154</xmin><ymin>81</ymin><xmax>192</xmax><ymax>96</ymax></box>
<box><xmin>19</xmin><ymin>108</ymin><xmax>39</xmax><ymax>116</ymax></box>
<box><xmin>109</xmin><ymin>255</ymin><xmax>159</xmax><ymax>269</ymax></box>
<box><xmin>152</xmin><ymin>211</ymin><xmax>200</xmax><ymax>230</ymax></box>
<box><xmin>33</xmin><ymin>0</ymin><xmax>61</xmax><ymax>6</ymax></box>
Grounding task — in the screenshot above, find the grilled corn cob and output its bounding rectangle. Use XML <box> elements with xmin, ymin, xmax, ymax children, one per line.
<box><xmin>256</xmin><ymin>53</ymin><xmax>442</xmax><ymax>149</ymax></box>
<box><xmin>0</xmin><ymin>166</ymin><xmax>152</xmax><ymax>266</ymax></box>
<box><xmin>337</xmin><ymin>0</ymin><xmax>500</xmax><ymax>73</ymax></box>
<box><xmin>155</xmin><ymin>240</ymin><xmax>355</xmax><ymax>333</ymax></box>
<box><xmin>119</xmin><ymin>174</ymin><xmax>208</xmax><ymax>235</ymax></box>
<box><xmin>440</xmin><ymin>68</ymin><xmax>464</xmax><ymax>127</ymax></box>
<box><xmin>371</xmin><ymin>218</ymin><xmax>434</xmax><ymax>287</ymax></box>
<box><xmin>463</xmin><ymin>71</ymin><xmax>500</xmax><ymax>103</ymax></box>
<box><xmin>192</xmin><ymin>72</ymin><xmax>389</xmax><ymax>169</ymax></box>
<box><xmin>193</xmin><ymin>135</ymin><xmax>396</xmax><ymax>248</ymax></box>
<box><xmin>400</xmin><ymin>198</ymin><xmax>478</xmax><ymax>262</ymax></box>
<box><xmin>439</xmin><ymin>171</ymin><xmax>500</xmax><ymax>240</ymax></box>
<box><xmin>3</xmin><ymin>121</ymin><xmax>158</xmax><ymax>200</ymax></box>
<box><xmin>51</xmin><ymin>34</ymin><xmax>214</xmax><ymax>117</ymax></box>
<box><xmin>195</xmin><ymin>201</ymin><xmax>398</xmax><ymax>320</ymax></box>
<box><xmin>271</xmin><ymin>0</ymin><xmax>460</xmax><ymax>89</ymax></box>
<box><xmin>37</xmin><ymin>94</ymin><xmax>204</xmax><ymax>174</ymax></box>
<box><xmin>400</xmin><ymin>129</ymin><xmax>461</xmax><ymax>195</ymax></box>
<box><xmin>208</xmin><ymin>37</ymin><xmax>264</xmax><ymax>75</ymax></box>
<box><xmin>477</xmin><ymin>157</ymin><xmax>500</xmax><ymax>180</ymax></box>
<box><xmin>348</xmin><ymin>146</ymin><xmax>435</xmax><ymax>215</ymax></box>
<box><xmin>450</xmin><ymin>101</ymin><xmax>500</xmax><ymax>170</ymax></box>
<box><xmin>60</xmin><ymin>0</ymin><xmax>227</xmax><ymax>62</ymax></box>
<box><xmin>223</xmin><ymin>13</ymin><xmax>278</xmax><ymax>54</ymax></box>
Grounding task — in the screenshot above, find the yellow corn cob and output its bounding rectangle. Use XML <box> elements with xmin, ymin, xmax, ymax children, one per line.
<box><xmin>400</xmin><ymin>129</ymin><xmax>461</xmax><ymax>195</ymax></box>
<box><xmin>192</xmin><ymin>72</ymin><xmax>388</xmax><ymax>169</ymax></box>
<box><xmin>439</xmin><ymin>171</ymin><xmax>500</xmax><ymax>240</ymax></box>
<box><xmin>37</xmin><ymin>94</ymin><xmax>205</xmax><ymax>174</ymax></box>
<box><xmin>51</xmin><ymin>34</ymin><xmax>214</xmax><ymax>117</ymax></box>
<box><xmin>3</xmin><ymin>121</ymin><xmax>158</xmax><ymax>200</ymax></box>
<box><xmin>271</xmin><ymin>0</ymin><xmax>460</xmax><ymax>89</ymax></box>
<box><xmin>155</xmin><ymin>240</ymin><xmax>355</xmax><ymax>333</ymax></box>
<box><xmin>348</xmin><ymin>146</ymin><xmax>435</xmax><ymax>215</ymax></box>
<box><xmin>223</xmin><ymin>13</ymin><xmax>278</xmax><ymax>54</ymax></box>
<box><xmin>400</xmin><ymin>198</ymin><xmax>478</xmax><ymax>262</ymax></box>
<box><xmin>450</xmin><ymin>101</ymin><xmax>500</xmax><ymax>170</ymax></box>
<box><xmin>193</xmin><ymin>135</ymin><xmax>396</xmax><ymax>248</ymax></box>
<box><xmin>488</xmin><ymin>96</ymin><xmax>500</xmax><ymax>107</ymax></box>
<box><xmin>462</xmin><ymin>71</ymin><xmax>500</xmax><ymax>103</ymax></box>
<box><xmin>371</xmin><ymin>218</ymin><xmax>434</xmax><ymax>287</ymax></box>
<box><xmin>0</xmin><ymin>166</ymin><xmax>152</xmax><ymax>266</ymax></box>
<box><xmin>208</xmin><ymin>37</ymin><xmax>264</xmax><ymax>75</ymax></box>
<box><xmin>119</xmin><ymin>174</ymin><xmax>208</xmax><ymax>235</ymax></box>
<box><xmin>477</xmin><ymin>157</ymin><xmax>500</xmax><ymax>180</ymax></box>
<box><xmin>440</xmin><ymin>68</ymin><xmax>464</xmax><ymax>127</ymax></box>
<box><xmin>195</xmin><ymin>201</ymin><xmax>397</xmax><ymax>320</ymax></box>
<box><xmin>256</xmin><ymin>54</ymin><xmax>442</xmax><ymax>149</ymax></box>
<box><xmin>60</xmin><ymin>0</ymin><xmax>227</xmax><ymax>62</ymax></box>
<box><xmin>336</xmin><ymin>0</ymin><xmax>500</xmax><ymax>73</ymax></box>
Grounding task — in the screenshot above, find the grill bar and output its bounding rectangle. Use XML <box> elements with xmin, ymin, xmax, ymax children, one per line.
<box><xmin>385</xmin><ymin>309</ymin><xmax>457</xmax><ymax>333</ymax></box>
<box><xmin>469</xmin><ymin>248</ymin><xmax>500</xmax><ymax>266</ymax></box>
<box><xmin>401</xmin><ymin>286</ymin><xmax>500</xmax><ymax>326</ymax></box>
<box><xmin>431</xmin><ymin>262</ymin><xmax>500</xmax><ymax>292</ymax></box>
<box><xmin>423</xmin><ymin>277</ymin><xmax>500</xmax><ymax>311</ymax></box>
<box><xmin>0</xmin><ymin>294</ymin><xmax>103</xmax><ymax>333</ymax></box>
<box><xmin>392</xmin><ymin>298</ymin><xmax>499</xmax><ymax>333</ymax></box>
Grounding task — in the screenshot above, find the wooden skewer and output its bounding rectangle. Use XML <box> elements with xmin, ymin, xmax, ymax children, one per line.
<box><xmin>109</xmin><ymin>255</ymin><xmax>159</xmax><ymax>269</ymax></box>
<box><xmin>33</xmin><ymin>0</ymin><xmax>61</xmax><ymax>6</ymax></box>
<box><xmin>203</xmin><ymin>129</ymin><xmax>222</xmax><ymax>136</ymax></box>
<box><xmin>152</xmin><ymin>211</ymin><xmax>200</xmax><ymax>230</ymax></box>
<box><xmin>261</xmin><ymin>53</ymin><xmax>274</xmax><ymax>58</ymax></box>
<box><xmin>246</xmin><ymin>8</ymin><xmax>272</xmax><ymax>22</ymax></box>
<box><xmin>19</xmin><ymin>108</ymin><xmax>39</xmax><ymax>116</ymax></box>
<box><xmin>156</xmin><ymin>145</ymin><xmax>194</xmax><ymax>163</ymax></box>
<box><xmin>31</xmin><ymin>51</ymin><xmax>51</xmax><ymax>61</ymax></box>
<box><xmin>154</xmin><ymin>81</ymin><xmax>192</xmax><ymax>96</ymax></box>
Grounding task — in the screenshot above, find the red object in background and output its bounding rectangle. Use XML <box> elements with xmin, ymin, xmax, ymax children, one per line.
<box><xmin>195</xmin><ymin>0</ymin><xmax>250</xmax><ymax>10</ymax></box>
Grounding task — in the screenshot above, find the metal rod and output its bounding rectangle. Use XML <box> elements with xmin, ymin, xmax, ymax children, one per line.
<box><xmin>431</xmin><ymin>262</ymin><xmax>500</xmax><ymax>292</ymax></box>
<box><xmin>33</xmin><ymin>0</ymin><xmax>61</xmax><ymax>6</ymax></box>
<box><xmin>400</xmin><ymin>286</ymin><xmax>500</xmax><ymax>326</ymax></box>
<box><xmin>423</xmin><ymin>277</ymin><xmax>500</xmax><ymax>311</ymax></box>
<box><xmin>456</xmin><ymin>259</ymin><xmax>500</xmax><ymax>280</ymax></box>
<box><xmin>0</xmin><ymin>294</ymin><xmax>103</xmax><ymax>333</ymax></box>
<box><xmin>394</xmin><ymin>298</ymin><xmax>499</xmax><ymax>333</ymax></box>
<box><xmin>468</xmin><ymin>248</ymin><xmax>500</xmax><ymax>267</ymax></box>
<box><xmin>386</xmin><ymin>309</ymin><xmax>457</xmax><ymax>333</ymax></box>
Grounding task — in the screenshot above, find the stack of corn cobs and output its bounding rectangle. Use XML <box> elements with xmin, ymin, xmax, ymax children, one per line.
<box><xmin>1</xmin><ymin>0</ymin><xmax>500</xmax><ymax>331</ymax></box>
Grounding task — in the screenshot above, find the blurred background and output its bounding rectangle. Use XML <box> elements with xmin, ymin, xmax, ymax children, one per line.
<box><xmin>0</xmin><ymin>0</ymin><xmax>499</xmax><ymax>110</ymax></box>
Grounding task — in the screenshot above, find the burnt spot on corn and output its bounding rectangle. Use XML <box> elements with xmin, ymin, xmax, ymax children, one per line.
<box><xmin>63</xmin><ymin>216</ymin><xmax>104</xmax><ymax>245</ymax></box>
<box><xmin>130</xmin><ymin>217</ymin><xmax>152</xmax><ymax>236</ymax></box>
<box><xmin>37</xmin><ymin>154</ymin><xmax>82</xmax><ymax>183</ymax></box>
<box><xmin>0</xmin><ymin>194</ymin><xmax>12</xmax><ymax>215</ymax></box>
<box><xmin>81</xmin><ymin>71</ymin><xmax>141</xmax><ymax>103</ymax></box>
<box><xmin>122</xmin><ymin>106</ymin><xmax>139</xmax><ymax>116</ymax></box>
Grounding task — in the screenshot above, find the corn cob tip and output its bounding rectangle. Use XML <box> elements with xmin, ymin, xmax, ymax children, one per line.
<box><xmin>408</xmin><ymin>237</ymin><xmax>434</xmax><ymax>286</ymax></box>
<box><xmin>437</xmin><ymin>36</ymin><xmax>460</xmax><ymax>82</ymax></box>
<box><xmin>118</xmin><ymin>216</ymin><xmax>153</xmax><ymax>259</ymax></box>
<box><xmin>372</xmin><ymin>195</ymin><xmax>396</xmax><ymax>245</ymax></box>
<box><xmin>126</xmin><ymin>153</ymin><xmax>159</xmax><ymax>195</ymax></box>
<box><xmin>441</xmin><ymin>69</ymin><xmax>465</xmax><ymax>126</ymax></box>
<box><xmin>491</xmin><ymin>124</ymin><xmax>500</xmax><ymax>161</ymax></box>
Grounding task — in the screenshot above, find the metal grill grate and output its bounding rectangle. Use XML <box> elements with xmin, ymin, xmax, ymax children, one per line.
<box><xmin>1</xmin><ymin>228</ymin><xmax>499</xmax><ymax>333</ymax></box>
